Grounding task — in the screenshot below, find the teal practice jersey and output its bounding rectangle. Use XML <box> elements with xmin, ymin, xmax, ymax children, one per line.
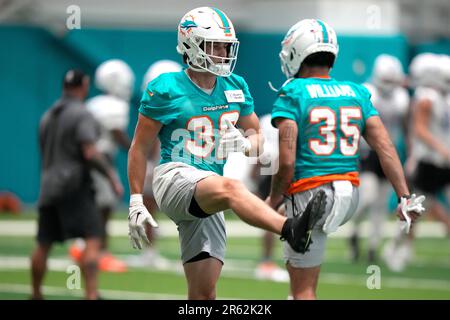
<box><xmin>139</xmin><ymin>70</ymin><xmax>254</xmax><ymax>175</ymax></box>
<box><xmin>272</xmin><ymin>77</ymin><xmax>379</xmax><ymax>181</ymax></box>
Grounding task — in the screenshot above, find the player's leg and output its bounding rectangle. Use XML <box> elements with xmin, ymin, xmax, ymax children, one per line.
<box><xmin>349</xmin><ymin>171</ymin><xmax>377</xmax><ymax>262</ymax></box>
<box><xmin>153</xmin><ymin>162</ymin><xmax>325</xmax><ymax>256</ymax></box>
<box><xmin>89</xmin><ymin>170</ymin><xmax>112</xmax><ymax>249</ymax></box>
<box><xmin>194</xmin><ymin>174</ymin><xmax>327</xmax><ymax>254</ymax></box>
<box><xmin>184</xmin><ymin>254</ymin><xmax>223</xmax><ymax>299</ymax></box>
<box><xmin>81</xmin><ymin>237</ymin><xmax>101</xmax><ymax>300</ymax></box>
<box><xmin>283</xmin><ymin>188</ymin><xmax>328</xmax><ymax>300</ymax></box>
<box><xmin>177</xmin><ymin>214</ymin><xmax>226</xmax><ymax>300</ymax></box>
<box><xmin>285</xmin><ymin>226</ymin><xmax>328</xmax><ymax>299</ymax></box>
<box><xmin>152</xmin><ymin>163</ymin><xmax>228</xmax><ymax>299</ymax></box>
<box><xmin>255</xmin><ymin>206</ymin><xmax>289</xmax><ymax>281</ymax></box>
<box><xmin>382</xmin><ymin>223</ymin><xmax>415</xmax><ymax>272</ymax></box>
<box><xmin>286</xmin><ymin>264</ymin><xmax>321</xmax><ymax>300</ymax></box>
<box><xmin>286</xmin><ymin>183</ymin><xmax>358</xmax><ymax>299</ymax></box>
<box><xmin>256</xmin><ymin>232</ymin><xmax>287</xmax><ymax>281</ymax></box>
<box><xmin>368</xmin><ymin>178</ymin><xmax>387</xmax><ymax>263</ymax></box>
<box><xmin>251</xmin><ymin>173</ymin><xmax>287</xmax><ymax>280</ymax></box>
<box><xmin>91</xmin><ymin>170</ymin><xmax>127</xmax><ymax>272</ymax></box>
<box><xmin>428</xmin><ymin>200</ymin><xmax>450</xmax><ymax>234</ymax></box>
<box><xmin>260</xmin><ymin>231</ymin><xmax>274</xmax><ymax>259</ymax></box>
<box><xmin>194</xmin><ymin>175</ymin><xmax>286</xmax><ymax>233</ymax></box>
<box><xmin>262</xmin><ymin>231</ymin><xmax>276</xmax><ymax>261</ymax></box>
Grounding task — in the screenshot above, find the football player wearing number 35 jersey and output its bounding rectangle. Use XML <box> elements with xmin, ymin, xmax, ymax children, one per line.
<box><xmin>127</xmin><ymin>7</ymin><xmax>327</xmax><ymax>300</ymax></box>
<box><xmin>267</xmin><ymin>19</ymin><xmax>426</xmax><ymax>300</ymax></box>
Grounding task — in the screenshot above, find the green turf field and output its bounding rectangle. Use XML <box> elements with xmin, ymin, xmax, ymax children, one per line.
<box><xmin>0</xmin><ymin>211</ymin><xmax>449</xmax><ymax>300</ymax></box>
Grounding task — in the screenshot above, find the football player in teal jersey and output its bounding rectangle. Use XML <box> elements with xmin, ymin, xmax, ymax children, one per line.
<box><xmin>127</xmin><ymin>7</ymin><xmax>326</xmax><ymax>300</ymax></box>
<box><xmin>267</xmin><ymin>19</ymin><xmax>426</xmax><ymax>299</ymax></box>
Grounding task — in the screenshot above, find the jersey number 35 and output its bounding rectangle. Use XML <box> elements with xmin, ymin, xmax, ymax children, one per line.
<box><xmin>309</xmin><ymin>106</ymin><xmax>362</xmax><ymax>156</ymax></box>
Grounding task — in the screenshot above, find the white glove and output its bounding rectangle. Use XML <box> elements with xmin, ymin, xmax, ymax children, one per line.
<box><xmin>398</xmin><ymin>194</ymin><xmax>426</xmax><ymax>234</ymax></box>
<box><xmin>128</xmin><ymin>194</ymin><xmax>158</xmax><ymax>249</ymax></box>
<box><xmin>218</xmin><ymin>119</ymin><xmax>251</xmax><ymax>156</ymax></box>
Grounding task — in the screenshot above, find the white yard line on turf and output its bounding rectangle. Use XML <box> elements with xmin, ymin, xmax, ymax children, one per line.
<box><xmin>1</xmin><ymin>255</ymin><xmax>449</xmax><ymax>292</ymax></box>
<box><xmin>0</xmin><ymin>220</ymin><xmax>447</xmax><ymax>238</ymax></box>
<box><xmin>0</xmin><ymin>283</ymin><xmax>187</xmax><ymax>300</ymax></box>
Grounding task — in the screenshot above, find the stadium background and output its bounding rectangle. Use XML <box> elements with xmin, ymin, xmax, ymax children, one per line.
<box><xmin>0</xmin><ymin>0</ymin><xmax>449</xmax><ymax>300</ymax></box>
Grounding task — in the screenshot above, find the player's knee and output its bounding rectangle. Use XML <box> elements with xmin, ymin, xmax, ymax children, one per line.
<box><xmin>222</xmin><ymin>178</ymin><xmax>246</xmax><ymax>204</ymax></box>
<box><xmin>293</xmin><ymin>289</ymin><xmax>316</xmax><ymax>300</ymax></box>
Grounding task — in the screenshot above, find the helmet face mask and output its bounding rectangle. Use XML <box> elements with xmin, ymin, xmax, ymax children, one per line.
<box><xmin>200</xmin><ymin>40</ymin><xmax>239</xmax><ymax>75</ymax></box>
<box><xmin>177</xmin><ymin>7</ymin><xmax>239</xmax><ymax>77</ymax></box>
<box><xmin>279</xmin><ymin>19</ymin><xmax>339</xmax><ymax>79</ymax></box>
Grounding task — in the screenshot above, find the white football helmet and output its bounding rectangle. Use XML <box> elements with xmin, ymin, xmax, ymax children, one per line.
<box><xmin>371</xmin><ymin>54</ymin><xmax>405</xmax><ymax>95</ymax></box>
<box><xmin>176</xmin><ymin>7</ymin><xmax>239</xmax><ymax>77</ymax></box>
<box><xmin>95</xmin><ymin>59</ymin><xmax>135</xmax><ymax>101</ymax></box>
<box><xmin>439</xmin><ymin>54</ymin><xmax>450</xmax><ymax>93</ymax></box>
<box><xmin>279</xmin><ymin>19</ymin><xmax>339</xmax><ymax>79</ymax></box>
<box><xmin>408</xmin><ymin>53</ymin><xmax>445</xmax><ymax>91</ymax></box>
<box><xmin>141</xmin><ymin>60</ymin><xmax>183</xmax><ymax>91</ymax></box>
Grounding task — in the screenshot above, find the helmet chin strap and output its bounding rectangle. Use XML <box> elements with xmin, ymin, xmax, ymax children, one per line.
<box><xmin>268</xmin><ymin>78</ymin><xmax>295</xmax><ymax>92</ymax></box>
<box><xmin>189</xmin><ymin>59</ymin><xmax>232</xmax><ymax>77</ymax></box>
<box><xmin>188</xmin><ymin>64</ymin><xmax>208</xmax><ymax>73</ymax></box>
<box><xmin>268</xmin><ymin>81</ymin><xmax>280</xmax><ymax>92</ymax></box>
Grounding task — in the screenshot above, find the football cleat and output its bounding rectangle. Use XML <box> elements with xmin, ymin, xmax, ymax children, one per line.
<box><xmin>281</xmin><ymin>190</ymin><xmax>327</xmax><ymax>254</ymax></box>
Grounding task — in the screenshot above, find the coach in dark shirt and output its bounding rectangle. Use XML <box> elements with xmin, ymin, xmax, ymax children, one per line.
<box><xmin>31</xmin><ymin>70</ymin><xmax>123</xmax><ymax>300</ymax></box>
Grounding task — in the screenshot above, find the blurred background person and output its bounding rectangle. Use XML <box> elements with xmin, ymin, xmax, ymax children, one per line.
<box><xmin>349</xmin><ymin>54</ymin><xmax>410</xmax><ymax>263</ymax></box>
<box><xmin>383</xmin><ymin>53</ymin><xmax>450</xmax><ymax>271</ymax></box>
<box><xmin>252</xmin><ymin>113</ymin><xmax>289</xmax><ymax>282</ymax></box>
<box><xmin>127</xmin><ymin>59</ymin><xmax>182</xmax><ymax>268</ymax></box>
<box><xmin>32</xmin><ymin>69</ymin><xmax>122</xmax><ymax>299</ymax></box>
<box><xmin>69</xmin><ymin>59</ymin><xmax>134</xmax><ymax>273</ymax></box>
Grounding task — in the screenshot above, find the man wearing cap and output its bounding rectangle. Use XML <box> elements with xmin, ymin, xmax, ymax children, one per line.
<box><xmin>31</xmin><ymin>69</ymin><xmax>122</xmax><ymax>300</ymax></box>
